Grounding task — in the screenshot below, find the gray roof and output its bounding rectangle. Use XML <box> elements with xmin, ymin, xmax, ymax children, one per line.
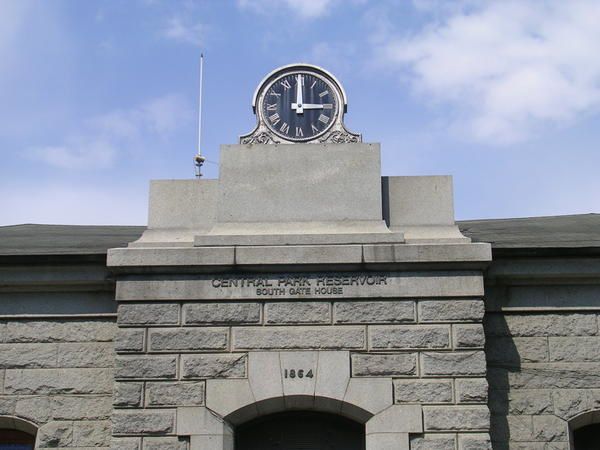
<box><xmin>0</xmin><ymin>214</ymin><xmax>599</xmax><ymax>256</ymax></box>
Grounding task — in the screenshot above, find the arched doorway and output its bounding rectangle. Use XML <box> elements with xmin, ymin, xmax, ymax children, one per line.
<box><xmin>0</xmin><ymin>429</ymin><xmax>35</xmax><ymax>449</ymax></box>
<box><xmin>235</xmin><ymin>411</ymin><xmax>365</xmax><ymax>450</ymax></box>
<box><xmin>573</xmin><ymin>423</ymin><xmax>600</xmax><ymax>450</ymax></box>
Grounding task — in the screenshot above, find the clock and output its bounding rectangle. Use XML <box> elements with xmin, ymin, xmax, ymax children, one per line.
<box><xmin>240</xmin><ymin>64</ymin><xmax>361</xmax><ymax>145</ymax></box>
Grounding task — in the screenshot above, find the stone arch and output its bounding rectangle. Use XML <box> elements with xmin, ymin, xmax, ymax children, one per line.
<box><xmin>568</xmin><ymin>410</ymin><xmax>600</xmax><ymax>450</ymax></box>
<box><xmin>0</xmin><ymin>415</ymin><xmax>38</xmax><ymax>448</ymax></box>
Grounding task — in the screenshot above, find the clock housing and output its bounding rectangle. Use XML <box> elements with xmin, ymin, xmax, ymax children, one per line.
<box><xmin>240</xmin><ymin>64</ymin><xmax>361</xmax><ymax>145</ymax></box>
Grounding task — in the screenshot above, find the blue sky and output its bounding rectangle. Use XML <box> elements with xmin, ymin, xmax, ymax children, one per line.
<box><xmin>1</xmin><ymin>0</ymin><xmax>599</xmax><ymax>225</ymax></box>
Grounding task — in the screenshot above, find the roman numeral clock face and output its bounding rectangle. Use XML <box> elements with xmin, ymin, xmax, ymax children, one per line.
<box><xmin>260</xmin><ymin>72</ymin><xmax>339</xmax><ymax>142</ymax></box>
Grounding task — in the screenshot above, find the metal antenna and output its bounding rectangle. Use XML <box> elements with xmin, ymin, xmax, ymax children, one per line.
<box><xmin>194</xmin><ymin>53</ymin><xmax>206</xmax><ymax>177</ymax></box>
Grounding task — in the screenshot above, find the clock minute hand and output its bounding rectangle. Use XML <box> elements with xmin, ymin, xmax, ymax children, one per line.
<box><xmin>300</xmin><ymin>103</ymin><xmax>324</xmax><ymax>109</ymax></box>
<box><xmin>295</xmin><ymin>74</ymin><xmax>304</xmax><ymax>114</ymax></box>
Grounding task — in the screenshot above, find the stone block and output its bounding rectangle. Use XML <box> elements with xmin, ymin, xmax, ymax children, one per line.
<box><xmin>118</xmin><ymin>304</ymin><xmax>180</xmax><ymax>326</ymax></box>
<box><xmin>315</xmin><ymin>351</ymin><xmax>351</xmax><ymax>408</ymax></box>
<box><xmin>365</xmin><ymin>432</ymin><xmax>409</xmax><ymax>450</ymax></box>
<box><xmin>485</xmin><ymin>313</ymin><xmax>597</xmax><ymax>337</ymax></box>
<box><xmin>509</xmin><ymin>390</ymin><xmax>553</xmax><ymax>415</ymax></box>
<box><xmin>419</xmin><ymin>300</ymin><xmax>484</xmax><ymax>322</ymax></box>
<box><xmin>549</xmin><ymin>337</ymin><xmax>600</xmax><ymax>362</ymax></box>
<box><xmin>52</xmin><ymin>395</ymin><xmax>113</xmax><ymax>420</ymax></box>
<box><xmin>144</xmin><ymin>436</ymin><xmax>188</xmax><ymax>450</ymax></box>
<box><xmin>233</xmin><ymin>326</ymin><xmax>365</xmax><ymax>350</ymax></box>
<box><xmin>112</xmin><ymin>410</ymin><xmax>175</xmax><ymax>435</ymax></box>
<box><xmin>114</xmin><ymin>382</ymin><xmax>144</xmax><ymax>408</ymax></box>
<box><xmin>456</xmin><ymin>378</ymin><xmax>488</xmax><ymax>403</ymax></box>
<box><xmin>0</xmin><ymin>343</ymin><xmax>57</xmax><ymax>368</ymax></box>
<box><xmin>410</xmin><ymin>434</ymin><xmax>456</xmax><ymax>450</ymax></box>
<box><xmin>0</xmin><ymin>397</ymin><xmax>16</xmax><ymax>416</ymax></box>
<box><xmin>394</xmin><ymin>379</ymin><xmax>453</xmax><ymax>403</ymax></box>
<box><xmin>4</xmin><ymin>368</ymin><xmax>112</xmax><ymax>394</ymax></box>
<box><xmin>206</xmin><ymin>379</ymin><xmax>256</xmax><ymax>423</ymax></box>
<box><xmin>111</xmin><ymin>437</ymin><xmax>141</xmax><ymax>450</ymax></box>
<box><xmin>247</xmin><ymin>352</ymin><xmax>283</xmax><ymax>404</ymax></box>
<box><xmin>265</xmin><ymin>302</ymin><xmax>331</xmax><ymax>324</ymax></box>
<box><xmin>352</xmin><ymin>353</ymin><xmax>417</xmax><ymax>377</ymax></box>
<box><xmin>508</xmin><ymin>363</ymin><xmax>600</xmax><ymax>389</ymax></box>
<box><xmin>183</xmin><ymin>303</ymin><xmax>260</xmax><ymax>325</ymax></box>
<box><xmin>190</xmin><ymin>434</ymin><xmax>234</xmax><ymax>450</ymax></box>
<box><xmin>146</xmin><ymin>381</ymin><xmax>205</xmax><ymax>406</ymax></box>
<box><xmin>423</xmin><ymin>406</ymin><xmax>490</xmax><ymax>431</ymax></box>
<box><xmin>421</xmin><ymin>351</ymin><xmax>486</xmax><ymax>376</ymax></box>
<box><xmin>149</xmin><ymin>328</ymin><xmax>229</xmax><ymax>352</ymax></box>
<box><xmin>343</xmin><ymin>378</ymin><xmax>393</xmax><ymax>419</ymax></box>
<box><xmin>115</xmin><ymin>329</ymin><xmax>145</xmax><ymax>353</ymax></box>
<box><xmin>486</xmin><ymin>337</ymin><xmax>548</xmax><ymax>363</ymax></box>
<box><xmin>4</xmin><ymin>320</ymin><xmax>115</xmax><ymax>343</ymax></box>
<box><xmin>177</xmin><ymin>406</ymin><xmax>233</xmax><ymax>436</ymax></box>
<box><xmin>58</xmin><ymin>342</ymin><xmax>114</xmax><ymax>367</ymax></box>
<box><xmin>334</xmin><ymin>301</ymin><xmax>415</xmax><ymax>324</ymax></box>
<box><xmin>115</xmin><ymin>356</ymin><xmax>177</xmax><ymax>379</ymax></box>
<box><xmin>181</xmin><ymin>354</ymin><xmax>246</xmax><ymax>379</ymax></box>
<box><xmin>532</xmin><ymin>414</ymin><xmax>567</xmax><ymax>441</ymax></box>
<box><xmin>552</xmin><ymin>390</ymin><xmax>590</xmax><ymax>419</ymax></box>
<box><xmin>73</xmin><ymin>420</ymin><xmax>111</xmax><ymax>447</ymax></box>
<box><xmin>235</xmin><ymin>245</ymin><xmax>364</xmax><ymax>265</ymax></box>
<box><xmin>505</xmin><ymin>415</ymin><xmax>534</xmax><ymax>441</ymax></box>
<box><xmin>14</xmin><ymin>396</ymin><xmax>53</xmax><ymax>423</ymax></box>
<box><xmin>453</xmin><ymin>324</ymin><xmax>485</xmax><ymax>348</ymax></box>
<box><xmin>458</xmin><ymin>433</ymin><xmax>492</xmax><ymax>450</ymax></box>
<box><xmin>370</xmin><ymin>325</ymin><xmax>450</xmax><ymax>350</ymax></box>
<box><xmin>37</xmin><ymin>421</ymin><xmax>73</xmax><ymax>447</ymax></box>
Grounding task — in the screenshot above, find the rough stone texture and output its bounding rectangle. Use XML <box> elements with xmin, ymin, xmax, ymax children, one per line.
<box><xmin>73</xmin><ymin>420</ymin><xmax>111</xmax><ymax>447</ymax></box>
<box><xmin>233</xmin><ymin>326</ymin><xmax>365</xmax><ymax>350</ymax></box>
<box><xmin>352</xmin><ymin>353</ymin><xmax>417</xmax><ymax>376</ymax></box>
<box><xmin>111</xmin><ymin>437</ymin><xmax>141</xmax><ymax>450</ymax></box>
<box><xmin>143</xmin><ymin>436</ymin><xmax>188</xmax><ymax>449</ymax></box>
<box><xmin>0</xmin><ymin>343</ymin><xmax>58</xmax><ymax>368</ymax></box>
<box><xmin>112</xmin><ymin>410</ymin><xmax>175</xmax><ymax>435</ymax></box>
<box><xmin>146</xmin><ymin>381</ymin><xmax>205</xmax><ymax>406</ymax></box>
<box><xmin>424</xmin><ymin>406</ymin><xmax>490</xmax><ymax>431</ymax></box>
<box><xmin>115</xmin><ymin>329</ymin><xmax>145</xmax><ymax>352</ymax></box>
<box><xmin>458</xmin><ymin>434</ymin><xmax>492</xmax><ymax>450</ymax></box>
<box><xmin>394</xmin><ymin>379</ymin><xmax>453</xmax><ymax>403</ymax></box>
<box><xmin>486</xmin><ymin>336</ymin><xmax>549</xmax><ymax>363</ymax></box>
<box><xmin>58</xmin><ymin>342</ymin><xmax>115</xmax><ymax>368</ymax></box>
<box><xmin>183</xmin><ymin>302</ymin><xmax>260</xmax><ymax>325</ymax></box>
<box><xmin>3</xmin><ymin>320</ymin><xmax>115</xmax><ymax>343</ymax></box>
<box><xmin>181</xmin><ymin>354</ymin><xmax>246</xmax><ymax>379</ymax></box>
<box><xmin>453</xmin><ymin>324</ymin><xmax>485</xmax><ymax>348</ymax></box>
<box><xmin>115</xmin><ymin>356</ymin><xmax>177</xmax><ymax>379</ymax></box>
<box><xmin>419</xmin><ymin>300</ymin><xmax>485</xmax><ymax>322</ymax></box>
<box><xmin>410</xmin><ymin>434</ymin><xmax>456</xmax><ymax>450</ymax></box>
<box><xmin>334</xmin><ymin>301</ymin><xmax>415</xmax><ymax>324</ymax></box>
<box><xmin>148</xmin><ymin>328</ymin><xmax>228</xmax><ymax>352</ymax></box>
<box><xmin>370</xmin><ymin>325</ymin><xmax>450</xmax><ymax>350</ymax></box>
<box><xmin>532</xmin><ymin>415</ymin><xmax>567</xmax><ymax>441</ymax></box>
<box><xmin>485</xmin><ymin>313</ymin><xmax>597</xmax><ymax>337</ymax></box>
<box><xmin>549</xmin><ymin>337</ymin><xmax>600</xmax><ymax>362</ymax></box>
<box><xmin>509</xmin><ymin>391</ymin><xmax>553</xmax><ymax>415</ymax></box>
<box><xmin>114</xmin><ymin>382</ymin><xmax>144</xmax><ymax>407</ymax></box>
<box><xmin>38</xmin><ymin>421</ymin><xmax>74</xmax><ymax>447</ymax></box>
<box><xmin>118</xmin><ymin>304</ymin><xmax>180</xmax><ymax>326</ymax></box>
<box><xmin>421</xmin><ymin>351</ymin><xmax>486</xmax><ymax>376</ymax></box>
<box><xmin>265</xmin><ymin>302</ymin><xmax>331</xmax><ymax>324</ymax></box>
<box><xmin>456</xmin><ymin>378</ymin><xmax>488</xmax><ymax>403</ymax></box>
<box><xmin>4</xmin><ymin>368</ymin><xmax>112</xmax><ymax>394</ymax></box>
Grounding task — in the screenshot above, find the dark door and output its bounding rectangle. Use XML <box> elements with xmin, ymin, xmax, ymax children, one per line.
<box><xmin>574</xmin><ymin>423</ymin><xmax>600</xmax><ymax>450</ymax></box>
<box><xmin>235</xmin><ymin>411</ymin><xmax>365</xmax><ymax>450</ymax></box>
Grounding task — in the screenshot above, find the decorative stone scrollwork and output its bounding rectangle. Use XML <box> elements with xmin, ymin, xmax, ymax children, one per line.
<box><xmin>241</xmin><ymin>131</ymin><xmax>278</xmax><ymax>145</ymax></box>
<box><xmin>320</xmin><ymin>130</ymin><xmax>361</xmax><ymax>144</ymax></box>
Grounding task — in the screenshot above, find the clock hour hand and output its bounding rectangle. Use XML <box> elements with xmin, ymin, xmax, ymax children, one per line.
<box><xmin>298</xmin><ymin>103</ymin><xmax>324</xmax><ymax>109</ymax></box>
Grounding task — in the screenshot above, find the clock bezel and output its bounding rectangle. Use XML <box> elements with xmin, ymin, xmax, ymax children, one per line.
<box><xmin>258</xmin><ymin>69</ymin><xmax>341</xmax><ymax>143</ymax></box>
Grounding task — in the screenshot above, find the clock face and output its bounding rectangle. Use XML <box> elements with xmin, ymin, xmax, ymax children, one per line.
<box><xmin>260</xmin><ymin>71</ymin><xmax>339</xmax><ymax>142</ymax></box>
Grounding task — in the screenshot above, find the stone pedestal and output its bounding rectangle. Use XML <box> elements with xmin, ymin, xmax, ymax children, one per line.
<box><xmin>108</xmin><ymin>143</ymin><xmax>492</xmax><ymax>450</ymax></box>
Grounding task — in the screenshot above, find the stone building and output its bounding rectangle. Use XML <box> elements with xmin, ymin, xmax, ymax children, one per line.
<box><xmin>1</xmin><ymin>65</ymin><xmax>600</xmax><ymax>450</ymax></box>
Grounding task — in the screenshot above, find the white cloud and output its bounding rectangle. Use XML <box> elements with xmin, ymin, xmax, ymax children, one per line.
<box><xmin>163</xmin><ymin>17</ymin><xmax>205</xmax><ymax>46</ymax></box>
<box><xmin>237</xmin><ymin>0</ymin><xmax>336</xmax><ymax>19</ymax></box>
<box><xmin>25</xmin><ymin>94</ymin><xmax>192</xmax><ymax>170</ymax></box>
<box><xmin>374</xmin><ymin>0</ymin><xmax>600</xmax><ymax>143</ymax></box>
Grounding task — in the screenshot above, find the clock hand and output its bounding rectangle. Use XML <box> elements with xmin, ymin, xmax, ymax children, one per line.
<box><xmin>299</xmin><ymin>103</ymin><xmax>324</xmax><ymax>109</ymax></box>
<box><xmin>294</xmin><ymin>74</ymin><xmax>304</xmax><ymax>114</ymax></box>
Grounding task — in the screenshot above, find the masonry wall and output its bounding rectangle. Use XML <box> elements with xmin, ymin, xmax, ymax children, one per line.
<box><xmin>112</xmin><ymin>294</ymin><xmax>492</xmax><ymax>450</ymax></box>
<box><xmin>0</xmin><ymin>318</ymin><xmax>115</xmax><ymax>449</ymax></box>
